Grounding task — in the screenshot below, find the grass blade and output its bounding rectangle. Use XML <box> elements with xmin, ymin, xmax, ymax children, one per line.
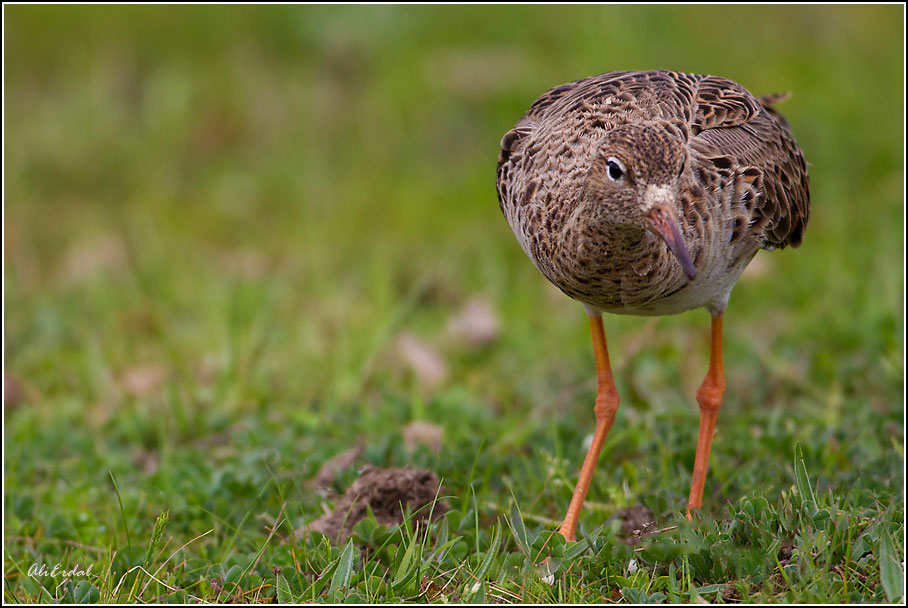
<box><xmin>143</xmin><ymin>510</ymin><xmax>169</xmax><ymax>567</ymax></box>
<box><xmin>275</xmin><ymin>572</ymin><xmax>293</xmax><ymax>604</ymax></box>
<box><xmin>391</xmin><ymin>534</ymin><xmax>416</xmax><ymax>585</ymax></box>
<box><xmin>793</xmin><ymin>443</ymin><xmax>816</xmax><ymax>508</ymax></box>
<box><xmin>878</xmin><ymin>527</ymin><xmax>904</xmax><ymax>603</ymax></box>
<box><xmin>427</xmin><ymin>536</ymin><xmax>463</xmax><ymax>564</ymax></box>
<box><xmin>109</xmin><ymin>471</ymin><xmax>132</xmax><ymax>552</ymax></box>
<box><xmin>507</xmin><ymin>503</ymin><xmax>531</xmax><ymax>557</ymax></box>
<box><xmin>471</xmin><ymin>522</ymin><xmax>502</xmax><ymax>589</ymax></box>
<box><xmin>330</xmin><ymin>539</ymin><xmax>356</xmax><ymax>592</ymax></box>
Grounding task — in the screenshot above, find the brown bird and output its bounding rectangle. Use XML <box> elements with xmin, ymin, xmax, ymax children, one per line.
<box><xmin>496</xmin><ymin>70</ymin><xmax>809</xmax><ymax>541</ymax></box>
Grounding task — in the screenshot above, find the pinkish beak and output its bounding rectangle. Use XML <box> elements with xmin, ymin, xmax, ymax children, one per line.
<box><xmin>646</xmin><ymin>206</ymin><xmax>697</xmax><ymax>280</ymax></box>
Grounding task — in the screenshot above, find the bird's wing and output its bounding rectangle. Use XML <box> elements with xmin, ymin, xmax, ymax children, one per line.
<box><xmin>690</xmin><ymin>75</ymin><xmax>763</xmax><ymax>132</ymax></box>
<box><xmin>690</xmin><ymin>78</ymin><xmax>810</xmax><ymax>250</ymax></box>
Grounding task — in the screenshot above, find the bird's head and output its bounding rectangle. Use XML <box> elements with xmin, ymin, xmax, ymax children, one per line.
<box><xmin>583</xmin><ymin>122</ymin><xmax>697</xmax><ymax>280</ymax></box>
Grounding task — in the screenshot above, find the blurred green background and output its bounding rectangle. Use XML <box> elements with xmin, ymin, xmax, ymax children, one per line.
<box><xmin>3</xmin><ymin>4</ymin><xmax>903</xmax><ymax>603</ymax></box>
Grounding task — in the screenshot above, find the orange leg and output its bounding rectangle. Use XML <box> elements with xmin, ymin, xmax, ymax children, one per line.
<box><xmin>686</xmin><ymin>314</ymin><xmax>726</xmax><ymax>520</ymax></box>
<box><xmin>559</xmin><ymin>314</ymin><xmax>620</xmax><ymax>541</ymax></box>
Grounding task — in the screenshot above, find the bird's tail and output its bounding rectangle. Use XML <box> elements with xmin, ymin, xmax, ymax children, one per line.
<box><xmin>757</xmin><ymin>91</ymin><xmax>792</xmax><ymax>108</ymax></box>
<box><xmin>757</xmin><ymin>92</ymin><xmax>793</xmax><ymax>128</ymax></box>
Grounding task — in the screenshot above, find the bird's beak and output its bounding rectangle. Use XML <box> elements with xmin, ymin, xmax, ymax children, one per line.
<box><xmin>645</xmin><ymin>205</ymin><xmax>697</xmax><ymax>280</ymax></box>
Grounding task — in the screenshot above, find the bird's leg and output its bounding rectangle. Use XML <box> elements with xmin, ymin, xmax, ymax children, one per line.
<box><xmin>686</xmin><ymin>313</ymin><xmax>725</xmax><ymax>520</ymax></box>
<box><xmin>559</xmin><ymin>314</ymin><xmax>620</xmax><ymax>542</ymax></box>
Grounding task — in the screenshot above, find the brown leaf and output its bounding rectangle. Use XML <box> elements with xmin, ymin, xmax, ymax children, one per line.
<box><xmin>396</xmin><ymin>332</ymin><xmax>448</xmax><ymax>388</ymax></box>
<box><xmin>120</xmin><ymin>363</ymin><xmax>168</xmax><ymax>397</ymax></box>
<box><xmin>446</xmin><ymin>297</ymin><xmax>501</xmax><ymax>348</ymax></box>
<box><xmin>4</xmin><ymin>372</ymin><xmax>25</xmax><ymax>409</ymax></box>
<box><xmin>196</xmin><ymin>354</ymin><xmax>221</xmax><ymax>386</ymax></box>
<box><xmin>59</xmin><ymin>234</ymin><xmax>126</xmax><ymax>286</ymax></box>
<box><xmin>133</xmin><ymin>449</ymin><xmax>159</xmax><ymax>475</ymax></box>
<box><xmin>219</xmin><ymin>248</ymin><xmax>269</xmax><ymax>280</ymax></box>
<box><xmin>402</xmin><ymin>421</ymin><xmax>443</xmax><ymax>454</ymax></box>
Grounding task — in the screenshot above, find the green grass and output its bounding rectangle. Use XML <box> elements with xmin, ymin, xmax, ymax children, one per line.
<box><xmin>3</xmin><ymin>4</ymin><xmax>904</xmax><ymax>604</ymax></box>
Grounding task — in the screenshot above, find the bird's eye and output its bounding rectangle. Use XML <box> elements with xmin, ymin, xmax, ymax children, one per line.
<box><xmin>606</xmin><ymin>157</ymin><xmax>625</xmax><ymax>181</ymax></box>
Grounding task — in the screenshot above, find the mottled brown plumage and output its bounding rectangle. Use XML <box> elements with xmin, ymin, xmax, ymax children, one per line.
<box><xmin>496</xmin><ymin>70</ymin><xmax>810</xmax><ymax>539</ymax></box>
<box><xmin>497</xmin><ymin>70</ymin><xmax>809</xmax><ymax>316</ymax></box>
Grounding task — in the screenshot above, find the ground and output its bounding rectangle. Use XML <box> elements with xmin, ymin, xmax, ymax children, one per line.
<box><xmin>3</xmin><ymin>4</ymin><xmax>904</xmax><ymax>604</ymax></box>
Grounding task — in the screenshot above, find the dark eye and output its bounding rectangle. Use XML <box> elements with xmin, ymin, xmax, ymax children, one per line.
<box><xmin>606</xmin><ymin>157</ymin><xmax>626</xmax><ymax>181</ymax></box>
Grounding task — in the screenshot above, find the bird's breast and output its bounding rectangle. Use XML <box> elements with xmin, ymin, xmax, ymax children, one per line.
<box><xmin>520</xmin><ymin>204</ymin><xmax>755</xmax><ymax>316</ymax></box>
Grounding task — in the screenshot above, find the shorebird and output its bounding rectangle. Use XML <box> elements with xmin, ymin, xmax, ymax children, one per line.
<box><xmin>496</xmin><ymin>70</ymin><xmax>809</xmax><ymax>541</ymax></box>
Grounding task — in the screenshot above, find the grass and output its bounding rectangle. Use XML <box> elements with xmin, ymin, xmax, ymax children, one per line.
<box><xmin>3</xmin><ymin>4</ymin><xmax>904</xmax><ymax>604</ymax></box>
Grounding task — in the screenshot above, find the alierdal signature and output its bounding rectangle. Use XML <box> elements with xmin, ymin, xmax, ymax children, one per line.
<box><xmin>28</xmin><ymin>563</ymin><xmax>95</xmax><ymax>578</ymax></box>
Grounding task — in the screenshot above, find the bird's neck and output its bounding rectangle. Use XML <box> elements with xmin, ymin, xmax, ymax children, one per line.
<box><xmin>562</xmin><ymin>203</ymin><xmax>651</xmax><ymax>265</ymax></box>
<box><xmin>543</xmin><ymin>204</ymin><xmax>660</xmax><ymax>289</ymax></box>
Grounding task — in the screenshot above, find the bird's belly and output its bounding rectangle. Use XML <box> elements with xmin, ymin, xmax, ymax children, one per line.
<box><xmin>597</xmin><ymin>277</ymin><xmax>732</xmax><ymax>316</ymax></box>
<box><xmin>544</xmin><ymin>242</ymin><xmax>758</xmax><ymax>317</ymax></box>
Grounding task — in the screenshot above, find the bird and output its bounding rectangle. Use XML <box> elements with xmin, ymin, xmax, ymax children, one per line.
<box><xmin>495</xmin><ymin>70</ymin><xmax>809</xmax><ymax>541</ymax></box>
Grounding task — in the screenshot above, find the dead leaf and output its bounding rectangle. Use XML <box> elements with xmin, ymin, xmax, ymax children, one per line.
<box><xmin>196</xmin><ymin>354</ymin><xmax>221</xmax><ymax>386</ymax></box>
<box><xmin>134</xmin><ymin>449</ymin><xmax>159</xmax><ymax>475</ymax></box>
<box><xmin>4</xmin><ymin>372</ymin><xmax>25</xmax><ymax>409</ymax></box>
<box><xmin>402</xmin><ymin>421</ymin><xmax>443</xmax><ymax>454</ymax></box>
<box><xmin>120</xmin><ymin>364</ymin><xmax>168</xmax><ymax>397</ymax></box>
<box><xmin>396</xmin><ymin>332</ymin><xmax>448</xmax><ymax>388</ymax></box>
<box><xmin>446</xmin><ymin>298</ymin><xmax>500</xmax><ymax>348</ymax></box>
<box><xmin>219</xmin><ymin>248</ymin><xmax>269</xmax><ymax>280</ymax></box>
<box><xmin>116</xmin><ymin>309</ymin><xmax>161</xmax><ymax>336</ymax></box>
<box><xmin>59</xmin><ymin>234</ymin><xmax>126</xmax><ymax>285</ymax></box>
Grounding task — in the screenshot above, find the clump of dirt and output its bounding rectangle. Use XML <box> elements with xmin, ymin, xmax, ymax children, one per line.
<box><xmin>722</xmin><ymin>580</ymin><xmax>741</xmax><ymax>602</ymax></box>
<box><xmin>778</xmin><ymin>542</ymin><xmax>794</xmax><ymax>564</ymax></box>
<box><xmin>617</xmin><ymin>504</ymin><xmax>656</xmax><ymax>545</ymax></box>
<box><xmin>304</xmin><ymin>467</ymin><xmax>448</xmax><ymax>544</ymax></box>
